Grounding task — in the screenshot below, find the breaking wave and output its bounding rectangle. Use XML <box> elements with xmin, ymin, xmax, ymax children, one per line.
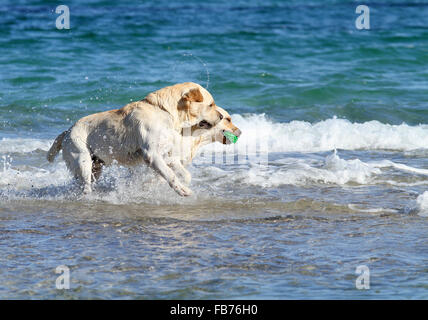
<box><xmin>2</xmin><ymin>114</ymin><xmax>428</xmax><ymax>154</ymax></box>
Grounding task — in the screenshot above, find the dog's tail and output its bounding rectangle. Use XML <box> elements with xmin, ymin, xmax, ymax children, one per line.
<box><xmin>47</xmin><ymin>130</ymin><xmax>67</xmax><ymax>162</ymax></box>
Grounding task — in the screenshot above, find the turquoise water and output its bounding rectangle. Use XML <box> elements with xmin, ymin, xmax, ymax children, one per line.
<box><xmin>0</xmin><ymin>0</ymin><xmax>427</xmax><ymax>299</ymax></box>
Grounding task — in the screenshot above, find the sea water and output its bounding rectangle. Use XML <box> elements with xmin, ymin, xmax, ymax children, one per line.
<box><xmin>0</xmin><ymin>0</ymin><xmax>427</xmax><ymax>299</ymax></box>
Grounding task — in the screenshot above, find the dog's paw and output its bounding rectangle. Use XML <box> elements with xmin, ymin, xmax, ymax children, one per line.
<box><xmin>82</xmin><ymin>184</ymin><xmax>92</xmax><ymax>195</ymax></box>
<box><xmin>172</xmin><ymin>183</ymin><xmax>193</xmax><ymax>197</ymax></box>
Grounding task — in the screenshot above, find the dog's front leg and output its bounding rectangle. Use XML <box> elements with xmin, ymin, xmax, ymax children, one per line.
<box><xmin>168</xmin><ymin>159</ymin><xmax>192</xmax><ymax>185</ymax></box>
<box><xmin>143</xmin><ymin>150</ymin><xmax>192</xmax><ymax>197</ymax></box>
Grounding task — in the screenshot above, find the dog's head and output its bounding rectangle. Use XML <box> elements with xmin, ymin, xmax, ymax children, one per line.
<box><xmin>211</xmin><ymin>106</ymin><xmax>241</xmax><ymax>145</ymax></box>
<box><xmin>144</xmin><ymin>82</ymin><xmax>223</xmax><ymax>129</ymax></box>
<box><xmin>192</xmin><ymin>106</ymin><xmax>241</xmax><ymax>145</ymax></box>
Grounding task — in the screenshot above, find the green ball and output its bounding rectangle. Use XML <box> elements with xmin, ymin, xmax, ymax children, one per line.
<box><xmin>223</xmin><ymin>131</ymin><xmax>238</xmax><ymax>144</ymax></box>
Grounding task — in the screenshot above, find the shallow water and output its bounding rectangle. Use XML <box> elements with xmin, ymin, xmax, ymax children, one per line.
<box><xmin>1</xmin><ymin>195</ymin><xmax>428</xmax><ymax>299</ymax></box>
<box><xmin>0</xmin><ymin>0</ymin><xmax>428</xmax><ymax>299</ymax></box>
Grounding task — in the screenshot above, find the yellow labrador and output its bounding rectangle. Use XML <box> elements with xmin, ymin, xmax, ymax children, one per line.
<box><xmin>47</xmin><ymin>82</ymin><xmax>241</xmax><ymax>196</ymax></box>
<box><xmin>168</xmin><ymin>106</ymin><xmax>241</xmax><ymax>185</ymax></box>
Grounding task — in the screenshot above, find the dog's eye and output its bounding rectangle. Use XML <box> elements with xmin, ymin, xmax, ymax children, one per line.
<box><xmin>219</xmin><ymin>114</ymin><xmax>223</xmax><ymax>120</ymax></box>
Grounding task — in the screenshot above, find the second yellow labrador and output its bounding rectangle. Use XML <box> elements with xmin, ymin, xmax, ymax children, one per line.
<box><xmin>47</xmin><ymin>82</ymin><xmax>241</xmax><ymax>196</ymax></box>
<box><xmin>167</xmin><ymin>106</ymin><xmax>241</xmax><ymax>187</ymax></box>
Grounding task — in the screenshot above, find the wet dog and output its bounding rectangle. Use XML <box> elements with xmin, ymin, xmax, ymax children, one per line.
<box><xmin>47</xmin><ymin>82</ymin><xmax>241</xmax><ymax>196</ymax></box>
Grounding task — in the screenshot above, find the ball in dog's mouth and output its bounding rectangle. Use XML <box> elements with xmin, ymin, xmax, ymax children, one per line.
<box><xmin>223</xmin><ymin>131</ymin><xmax>238</xmax><ymax>144</ymax></box>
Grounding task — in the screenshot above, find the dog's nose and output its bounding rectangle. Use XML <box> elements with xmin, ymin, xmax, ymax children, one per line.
<box><xmin>234</xmin><ymin>128</ymin><xmax>242</xmax><ymax>137</ymax></box>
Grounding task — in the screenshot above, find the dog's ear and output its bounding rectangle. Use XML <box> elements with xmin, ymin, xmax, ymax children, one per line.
<box><xmin>182</xmin><ymin>88</ymin><xmax>204</xmax><ymax>103</ymax></box>
<box><xmin>144</xmin><ymin>92</ymin><xmax>159</xmax><ymax>107</ymax></box>
<box><xmin>178</xmin><ymin>88</ymin><xmax>204</xmax><ymax>117</ymax></box>
<box><xmin>143</xmin><ymin>84</ymin><xmax>206</xmax><ymax>130</ymax></box>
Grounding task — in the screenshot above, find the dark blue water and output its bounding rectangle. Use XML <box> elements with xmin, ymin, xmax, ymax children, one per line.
<box><xmin>0</xmin><ymin>0</ymin><xmax>427</xmax><ymax>299</ymax></box>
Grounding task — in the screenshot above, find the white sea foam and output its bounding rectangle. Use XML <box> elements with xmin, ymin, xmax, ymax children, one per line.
<box><xmin>416</xmin><ymin>192</ymin><xmax>428</xmax><ymax>217</ymax></box>
<box><xmin>194</xmin><ymin>149</ymin><xmax>428</xmax><ymax>189</ymax></box>
<box><xmin>0</xmin><ymin>160</ymin><xmax>72</xmax><ymax>197</ymax></box>
<box><xmin>200</xmin><ymin>114</ymin><xmax>428</xmax><ymax>154</ymax></box>
<box><xmin>0</xmin><ymin>137</ymin><xmax>52</xmax><ymax>153</ymax></box>
<box><xmin>347</xmin><ymin>204</ymin><xmax>398</xmax><ymax>214</ymax></box>
<box><xmin>1</xmin><ymin>115</ymin><xmax>427</xmax><ymax>155</ymax></box>
<box><xmin>0</xmin><ymin>146</ymin><xmax>427</xmax><ymax>208</ymax></box>
<box><xmin>0</xmin><ymin>153</ymin><xmax>203</xmax><ymax>204</ymax></box>
<box><xmin>222</xmin><ymin>151</ymin><xmax>382</xmax><ymax>187</ymax></box>
<box><xmin>370</xmin><ymin>160</ymin><xmax>428</xmax><ymax>175</ymax></box>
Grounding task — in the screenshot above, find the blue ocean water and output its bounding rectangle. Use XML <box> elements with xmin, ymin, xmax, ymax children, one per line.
<box><xmin>0</xmin><ymin>0</ymin><xmax>427</xmax><ymax>299</ymax></box>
